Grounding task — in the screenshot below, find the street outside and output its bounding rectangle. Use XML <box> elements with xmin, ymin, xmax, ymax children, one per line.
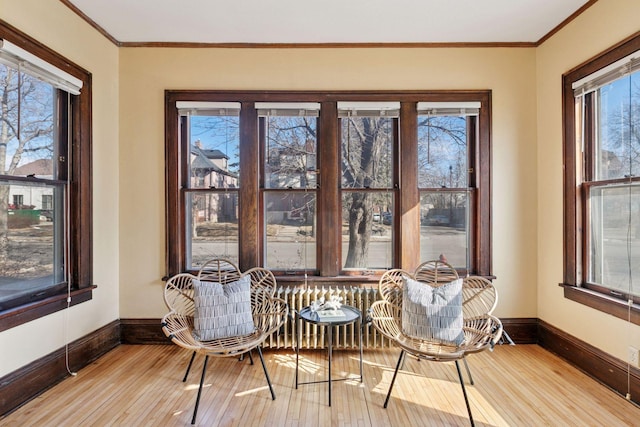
<box><xmin>0</xmin><ymin>221</ymin><xmax>55</xmax><ymax>303</ymax></box>
<box><xmin>3</xmin><ymin>221</ymin><xmax>637</xmax><ymax>299</ymax></box>
<box><xmin>192</xmin><ymin>222</ymin><xmax>469</xmax><ymax>270</ymax></box>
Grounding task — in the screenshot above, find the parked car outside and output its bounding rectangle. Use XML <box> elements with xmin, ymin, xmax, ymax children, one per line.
<box><xmin>427</xmin><ymin>214</ymin><xmax>449</xmax><ymax>226</ymax></box>
<box><xmin>382</xmin><ymin>212</ymin><xmax>392</xmax><ymax>225</ymax></box>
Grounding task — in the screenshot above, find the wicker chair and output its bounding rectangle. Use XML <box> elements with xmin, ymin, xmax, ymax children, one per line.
<box><xmin>369</xmin><ymin>262</ymin><xmax>502</xmax><ymax>427</ymax></box>
<box><xmin>162</xmin><ymin>259</ymin><xmax>288</xmax><ymax>425</ymax></box>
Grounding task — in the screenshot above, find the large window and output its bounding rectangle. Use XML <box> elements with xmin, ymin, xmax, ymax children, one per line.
<box><xmin>339</xmin><ymin>102</ymin><xmax>397</xmax><ymax>270</ymax></box>
<box><xmin>178</xmin><ymin>102</ymin><xmax>240</xmax><ymax>268</ymax></box>
<box><xmin>563</xmin><ymin>33</ymin><xmax>640</xmax><ymax>322</ymax></box>
<box><xmin>166</xmin><ymin>91</ymin><xmax>491</xmax><ymax>279</ymax></box>
<box><xmin>258</xmin><ymin>103</ymin><xmax>319</xmax><ymax>272</ymax></box>
<box><xmin>0</xmin><ymin>24</ymin><xmax>92</xmax><ymax>330</ymax></box>
<box><xmin>418</xmin><ymin>102</ymin><xmax>478</xmax><ymax>270</ymax></box>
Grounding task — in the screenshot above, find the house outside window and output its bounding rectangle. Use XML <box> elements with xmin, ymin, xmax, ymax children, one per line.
<box><xmin>166</xmin><ymin>91</ymin><xmax>492</xmax><ymax>278</ymax></box>
<box><xmin>258</xmin><ymin>103</ymin><xmax>319</xmax><ymax>272</ymax></box>
<box><xmin>42</xmin><ymin>194</ymin><xmax>53</xmax><ymax>210</ymax></box>
<box><xmin>563</xmin><ymin>33</ymin><xmax>640</xmax><ymax>321</ymax></box>
<box><xmin>178</xmin><ymin>102</ymin><xmax>240</xmax><ymax>268</ymax></box>
<box><xmin>12</xmin><ymin>195</ymin><xmax>23</xmax><ymax>208</ymax></box>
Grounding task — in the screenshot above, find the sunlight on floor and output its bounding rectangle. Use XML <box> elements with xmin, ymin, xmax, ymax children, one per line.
<box><xmin>369</xmin><ymin>362</ymin><xmax>510</xmax><ymax>426</ymax></box>
<box><xmin>235</xmin><ymin>385</ymin><xmax>270</xmax><ymax>397</ymax></box>
<box><xmin>184</xmin><ymin>383</ymin><xmax>211</xmax><ymax>391</ymax></box>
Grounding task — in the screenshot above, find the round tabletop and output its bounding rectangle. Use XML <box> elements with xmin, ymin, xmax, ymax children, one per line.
<box><xmin>298</xmin><ymin>305</ymin><xmax>361</xmax><ymax>326</ymax></box>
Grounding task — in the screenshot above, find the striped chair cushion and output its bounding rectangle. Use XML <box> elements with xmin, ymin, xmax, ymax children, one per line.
<box><xmin>401</xmin><ymin>276</ymin><xmax>464</xmax><ymax>346</ymax></box>
<box><xmin>192</xmin><ymin>275</ymin><xmax>255</xmax><ymax>341</ymax></box>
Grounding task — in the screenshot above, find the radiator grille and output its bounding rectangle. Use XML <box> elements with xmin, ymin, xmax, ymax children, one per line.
<box><xmin>264</xmin><ymin>286</ymin><xmax>392</xmax><ymax>350</ymax></box>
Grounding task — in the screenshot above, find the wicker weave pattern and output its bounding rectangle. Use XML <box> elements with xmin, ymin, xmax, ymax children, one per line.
<box><xmin>370</xmin><ymin>261</ymin><xmax>502</xmax><ymax>361</ymax></box>
<box><xmin>162</xmin><ymin>261</ymin><xmax>287</xmax><ymax>357</ymax></box>
<box><xmin>414</xmin><ymin>260</ymin><xmax>460</xmax><ymax>285</ymax></box>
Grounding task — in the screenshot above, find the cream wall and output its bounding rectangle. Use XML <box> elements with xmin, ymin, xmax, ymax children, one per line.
<box><xmin>0</xmin><ymin>1</ymin><xmax>120</xmax><ymax>376</ymax></box>
<box><xmin>118</xmin><ymin>47</ymin><xmax>539</xmax><ymax>319</ymax></box>
<box><xmin>536</xmin><ymin>0</ymin><xmax>640</xmax><ymax>362</ymax></box>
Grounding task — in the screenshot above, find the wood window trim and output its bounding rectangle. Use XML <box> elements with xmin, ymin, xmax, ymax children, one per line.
<box><xmin>0</xmin><ymin>19</ymin><xmax>93</xmax><ymax>331</ymax></box>
<box><xmin>562</xmin><ymin>31</ymin><xmax>640</xmax><ymax>324</ymax></box>
<box><xmin>165</xmin><ymin>90</ymin><xmax>492</xmax><ymax>278</ymax></box>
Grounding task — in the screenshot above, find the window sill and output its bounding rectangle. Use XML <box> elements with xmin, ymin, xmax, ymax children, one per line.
<box><xmin>0</xmin><ymin>286</ymin><xmax>96</xmax><ymax>333</ymax></box>
<box><xmin>561</xmin><ymin>284</ymin><xmax>640</xmax><ymax>326</ymax></box>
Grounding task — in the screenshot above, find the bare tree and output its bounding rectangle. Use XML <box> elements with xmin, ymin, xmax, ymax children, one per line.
<box><xmin>0</xmin><ymin>64</ymin><xmax>54</xmax><ymax>265</ymax></box>
<box><xmin>342</xmin><ymin>116</ymin><xmax>392</xmax><ymax>268</ymax></box>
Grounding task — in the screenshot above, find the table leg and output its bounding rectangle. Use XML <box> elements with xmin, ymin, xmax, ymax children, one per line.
<box><xmin>328</xmin><ymin>323</ymin><xmax>332</xmax><ymax>406</ymax></box>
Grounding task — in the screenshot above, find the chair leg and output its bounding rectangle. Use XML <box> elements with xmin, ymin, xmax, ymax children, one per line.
<box><xmin>384</xmin><ymin>350</ymin><xmax>405</xmax><ymax>408</ymax></box>
<box><xmin>247</xmin><ymin>350</ymin><xmax>254</xmax><ymax>365</ymax></box>
<box><xmin>462</xmin><ymin>356</ymin><xmax>474</xmax><ymax>385</ymax></box>
<box><xmin>191</xmin><ymin>355</ymin><xmax>209</xmax><ymax>425</ymax></box>
<box><xmin>256</xmin><ymin>346</ymin><xmax>276</xmax><ymax>400</ymax></box>
<box><xmin>455</xmin><ymin>360</ymin><xmax>475</xmax><ymax>427</ymax></box>
<box><xmin>183</xmin><ymin>351</ymin><xmax>197</xmax><ymax>382</ymax></box>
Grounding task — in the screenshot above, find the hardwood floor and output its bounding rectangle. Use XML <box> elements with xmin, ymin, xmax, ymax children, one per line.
<box><xmin>2</xmin><ymin>344</ymin><xmax>639</xmax><ymax>426</ymax></box>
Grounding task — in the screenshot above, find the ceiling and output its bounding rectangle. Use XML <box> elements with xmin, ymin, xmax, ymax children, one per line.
<box><xmin>65</xmin><ymin>0</ymin><xmax>592</xmax><ymax>46</ymax></box>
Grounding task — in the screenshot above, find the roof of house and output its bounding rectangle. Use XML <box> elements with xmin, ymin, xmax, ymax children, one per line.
<box><xmin>13</xmin><ymin>159</ymin><xmax>53</xmax><ymax>177</ymax></box>
<box><xmin>191</xmin><ymin>146</ymin><xmax>236</xmax><ymax>178</ymax></box>
<box><xmin>200</xmin><ymin>149</ymin><xmax>228</xmax><ymax>160</ymax></box>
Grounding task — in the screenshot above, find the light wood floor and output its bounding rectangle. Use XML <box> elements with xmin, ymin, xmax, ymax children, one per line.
<box><xmin>2</xmin><ymin>344</ymin><xmax>639</xmax><ymax>426</ymax></box>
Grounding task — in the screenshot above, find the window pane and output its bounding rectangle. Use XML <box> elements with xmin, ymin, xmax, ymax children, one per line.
<box><xmin>0</xmin><ymin>183</ymin><xmax>65</xmax><ymax>306</ymax></box>
<box><xmin>188</xmin><ymin>115</ymin><xmax>239</xmax><ymax>189</ymax></box>
<box><xmin>420</xmin><ymin>192</ymin><xmax>469</xmax><ymax>269</ymax></box>
<box><xmin>186</xmin><ymin>191</ymin><xmax>239</xmax><ymax>268</ymax></box>
<box><xmin>595</xmin><ymin>71</ymin><xmax>640</xmax><ymax>180</ymax></box>
<box><xmin>341</xmin><ymin>117</ymin><xmax>393</xmax><ymax>188</ymax></box>
<box><xmin>417</xmin><ymin>115</ymin><xmax>468</xmax><ymax>188</ymax></box>
<box><xmin>264</xmin><ymin>192</ymin><xmax>316</xmax><ymax>270</ymax></box>
<box><xmin>1</xmin><ymin>64</ymin><xmax>56</xmax><ymax>177</ymax></box>
<box><xmin>342</xmin><ymin>191</ymin><xmax>393</xmax><ymax>269</ymax></box>
<box><xmin>589</xmin><ymin>184</ymin><xmax>640</xmax><ymax>297</ymax></box>
<box><xmin>264</xmin><ymin>115</ymin><xmax>317</xmax><ymax>189</ymax></box>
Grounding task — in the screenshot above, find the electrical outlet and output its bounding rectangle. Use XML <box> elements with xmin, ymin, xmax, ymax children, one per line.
<box><xmin>629</xmin><ymin>346</ymin><xmax>640</xmax><ymax>368</ymax></box>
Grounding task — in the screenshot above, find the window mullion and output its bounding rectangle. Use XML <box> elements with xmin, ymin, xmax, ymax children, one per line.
<box><xmin>399</xmin><ymin>102</ymin><xmax>419</xmax><ymax>270</ymax></box>
<box><xmin>239</xmin><ymin>102</ymin><xmax>259</xmax><ymax>270</ymax></box>
<box><xmin>318</xmin><ymin>101</ymin><xmax>340</xmax><ymax>276</ymax></box>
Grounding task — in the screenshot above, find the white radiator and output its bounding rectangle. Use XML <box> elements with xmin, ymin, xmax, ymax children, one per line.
<box><xmin>264</xmin><ymin>286</ymin><xmax>392</xmax><ymax>350</ymax></box>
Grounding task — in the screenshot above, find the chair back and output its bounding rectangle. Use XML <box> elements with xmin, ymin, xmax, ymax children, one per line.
<box><xmin>378</xmin><ymin>260</ymin><xmax>459</xmax><ymax>309</ymax></box>
<box><xmin>462</xmin><ymin>276</ymin><xmax>497</xmax><ymax>318</ymax></box>
<box><xmin>195</xmin><ymin>260</ymin><xmax>279</xmax><ymax>321</ymax></box>
<box><xmin>163</xmin><ymin>273</ymin><xmax>197</xmax><ymax>317</ymax></box>
<box><xmin>197</xmin><ymin>258</ymin><xmax>242</xmax><ymax>283</ymax></box>
<box><xmin>414</xmin><ymin>260</ymin><xmax>459</xmax><ymax>286</ymax></box>
<box><xmin>377</xmin><ymin>261</ymin><xmax>497</xmax><ymax>321</ymax></box>
<box><xmin>378</xmin><ymin>269</ymin><xmax>405</xmax><ymax>308</ymax></box>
